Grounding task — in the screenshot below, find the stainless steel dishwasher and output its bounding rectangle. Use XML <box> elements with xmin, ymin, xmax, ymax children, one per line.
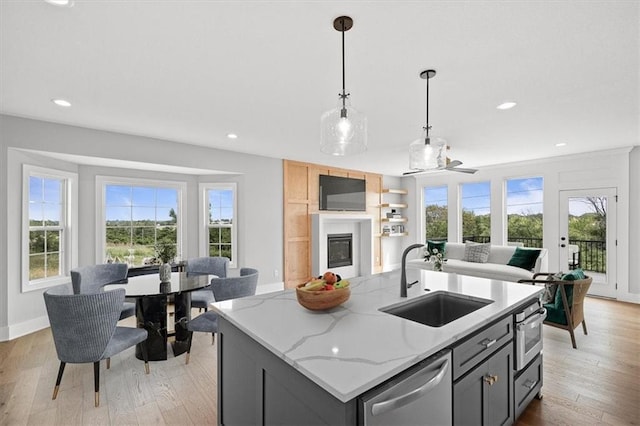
<box><xmin>358</xmin><ymin>349</ymin><xmax>452</xmax><ymax>425</ymax></box>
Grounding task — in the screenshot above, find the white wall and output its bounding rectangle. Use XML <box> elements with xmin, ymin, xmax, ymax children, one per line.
<box><xmin>0</xmin><ymin>115</ymin><xmax>283</xmax><ymax>340</ymax></box>
<box><xmin>406</xmin><ymin>148</ymin><xmax>638</xmax><ymax>303</ymax></box>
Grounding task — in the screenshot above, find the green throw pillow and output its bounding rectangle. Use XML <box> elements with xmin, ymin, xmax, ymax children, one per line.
<box><xmin>507</xmin><ymin>247</ymin><xmax>541</xmax><ymax>271</ymax></box>
<box><xmin>561</xmin><ymin>268</ymin><xmax>586</xmax><ymax>281</ymax></box>
<box><xmin>425</xmin><ymin>240</ymin><xmax>446</xmax><ymax>258</ymax></box>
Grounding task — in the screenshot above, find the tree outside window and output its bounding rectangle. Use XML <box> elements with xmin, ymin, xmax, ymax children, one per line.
<box><xmin>424</xmin><ymin>185</ymin><xmax>448</xmax><ymax>242</ymax></box>
<box><xmin>104</xmin><ymin>185</ymin><xmax>178</xmax><ymax>265</ymax></box>
<box><xmin>28</xmin><ymin>176</ymin><xmax>64</xmax><ymax>280</ymax></box>
<box><xmin>461</xmin><ymin>182</ymin><xmax>491</xmax><ymax>242</ymax></box>
<box><xmin>506</xmin><ymin>177</ymin><xmax>543</xmax><ymax>247</ymax></box>
<box><xmin>207</xmin><ymin>188</ymin><xmax>234</xmax><ymax>261</ymax></box>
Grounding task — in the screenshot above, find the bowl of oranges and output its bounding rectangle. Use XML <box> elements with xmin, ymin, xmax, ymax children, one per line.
<box><xmin>296</xmin><ymin>271</ymin><xmax>351</xmax><ymax>311</ymax></box>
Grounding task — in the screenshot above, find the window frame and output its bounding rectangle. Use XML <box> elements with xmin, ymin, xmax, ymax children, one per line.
<box><xmin>459</xmin><ymin>181</ymin><xmax>492</xmax><ymax>243</ymax></box>
<box><xmin>422</xmin><ymin>185</ymin><xmax>449</xmax><ymax>243</ymax></box>
<box><xmin>22</xmin><ymin>165</ymin><xmax>78</xmax><ymax>292</ymax></box>
<box><xmin>504</xmin><ymin>176</ymin><xmax>544</xmax><ymax>247</ymax></box>
<box><xmin>199</xmin><ymin>182</ymin><xmax>238</xmax><ymax>268</ymax></box>
<box><xmin>96</xmin><ymin>176</ymin><xmax>186</xmax><ymax>265</ymax></box>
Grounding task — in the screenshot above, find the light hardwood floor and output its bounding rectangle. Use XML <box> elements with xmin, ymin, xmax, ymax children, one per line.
<box><xmin>1</xmin><ymin>298</ymin><xmax>638</xmax><ymax>425</ymax></box>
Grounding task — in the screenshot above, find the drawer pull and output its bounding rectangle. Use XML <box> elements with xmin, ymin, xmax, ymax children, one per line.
<box><xmin>480</xmin><ymin>338</ymin><xmax>496</xmax><ymax>348</ymax></box>
<box><xmin>484</xmin><ymin>374</ymin><xmax>498</xmax><ymax>386</ymax></box>
<box><xmin>523</xmin><ymin>379</ymin><xmax>537</xmax><ymax>389</ymax></box>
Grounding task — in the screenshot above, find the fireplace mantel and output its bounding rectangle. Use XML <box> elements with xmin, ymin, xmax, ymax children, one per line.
<box><xmin>311</xmin><ymin>213</ymin><xmax>374</xmax><ymax>278</ymax></box>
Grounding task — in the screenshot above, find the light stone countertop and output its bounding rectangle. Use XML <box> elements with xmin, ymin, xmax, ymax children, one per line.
<box><xmin>210</xmin><ymin>268</ymin><xmax>543</xmax><ymax>403</ymax></box>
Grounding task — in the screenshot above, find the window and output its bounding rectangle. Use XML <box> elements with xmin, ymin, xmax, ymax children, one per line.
<box><xmin>98</xmin><ymin>177</ymin><xmax>185</xmax><ymax>266</ymax></box>
<box><xmin>22</xmin><ymin>165</ymin><xmax>77</xmax><ymax>292</ymax></box>
<box><xmin>423</xmin><ymin>185</ymin><xmax>448</xmax><ymax>242</ymax></box>
<box><xmin>200</xmin><ymin>183</ymin><xmax>237</xmax><ymax>266</ymax></box>
<box><xmin>461</xmin><ymin>182</ymin><xmax>491</xmax><ymax>242</ymax></box>
<box><xmin>506</xmin><ymin>177</ymin><xmax>543</xmax><ymax>247</ymax></box>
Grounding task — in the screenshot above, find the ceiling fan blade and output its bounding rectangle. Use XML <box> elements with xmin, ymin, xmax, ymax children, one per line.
<box><xmin>449</xmin><ymin>167</ymin><xmax>478</xmax><ymax>174</ymax></box>
<box><xmin>446</xmin><ymin>159</ymin><xmax>463</xmax><ymax>168</ymax></box>
<box><xmin>402</xmin><ymin>170</ymin><xmax>425</xmax><ymax>176</ymax></box>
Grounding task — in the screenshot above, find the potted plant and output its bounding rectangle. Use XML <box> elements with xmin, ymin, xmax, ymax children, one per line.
<box><xmin>155</xmin><ymin>243</ymin><xmax>176</xmax><ymax>283</ymax></box>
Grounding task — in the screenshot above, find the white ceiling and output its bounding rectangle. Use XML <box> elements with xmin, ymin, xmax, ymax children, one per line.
<box><xmin>1</xmin><ymin>1</ymin><xmax>638</xmax><ymax>176</ymax></box>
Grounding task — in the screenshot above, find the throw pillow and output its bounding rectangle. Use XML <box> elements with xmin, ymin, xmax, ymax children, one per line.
<box><xmin>463</xmin><ymin>241</ymin><xmax>491</xmax><ymax>263</ymax></box>
<box><xmin>541</xmin><ymin>273</ymin><xmax>563</xmax><ymax>304</ymax></box>
<box><xmin>561</xmin><ymin>268</ymin><xmax>586</xmax><ymax>281</ymax></box>
<box><xmin>425</xmin><ymin>240</ymin><xmax>446</xmax><ymax>259</ymax></box>
<box><xmin>507</xmin><ymin>247</ymin><xmax>541</xmax><ymax>271</ymax></box>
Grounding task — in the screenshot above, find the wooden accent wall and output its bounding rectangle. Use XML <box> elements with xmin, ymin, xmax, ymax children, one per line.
<box><xmin>283</xmin><ymin>160</ymin><xmax>382</xmax><ymax>289</ymax></box>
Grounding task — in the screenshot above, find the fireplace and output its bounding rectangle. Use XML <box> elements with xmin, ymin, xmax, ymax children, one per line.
<box><xmin>327</xmin><ymin>233</ymin><xmax>353</xmax><ymax>268</ymax></box>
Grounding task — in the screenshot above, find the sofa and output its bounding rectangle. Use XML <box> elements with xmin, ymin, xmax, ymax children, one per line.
<box><xmin>407</xmin><ymin>242</ymin><xmax>548</xmax><ymax>282</ymax></box>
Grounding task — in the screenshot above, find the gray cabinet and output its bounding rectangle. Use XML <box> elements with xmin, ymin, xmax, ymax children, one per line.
<box><xmin>453</xmin><ymin>342</ymin><xmax>514</xmax><ymax>426</ymax></box>
<box><xmin>218</xmin><ymin>317</ymin><xmax>357</xmax><ymax>426</ymax></box>
<box><xmin>514</xmin><ymin>354</ymin><xmax>543</xmax><ymax>419</ymax></box>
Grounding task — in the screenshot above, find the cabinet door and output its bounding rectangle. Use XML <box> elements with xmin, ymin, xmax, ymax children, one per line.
<box><xmin>453</xmin><ymin>342</ymin><xmax>513</xmax><ymax>426</ymax></box>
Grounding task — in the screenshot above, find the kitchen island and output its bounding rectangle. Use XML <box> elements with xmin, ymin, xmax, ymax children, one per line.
<box><xmin>211</xmin><ymin>268</ymin><xmax>544</xmax><ymax>425</ymax></box>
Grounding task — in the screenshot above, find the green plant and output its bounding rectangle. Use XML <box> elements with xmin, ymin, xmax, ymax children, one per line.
<box><xmin>155</xmin><ymin>243</ymin><xmax>176</xmax><ymax>264</ymax></box>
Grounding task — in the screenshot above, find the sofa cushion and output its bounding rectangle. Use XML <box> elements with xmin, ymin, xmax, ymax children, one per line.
<box><xmin>507</xmin><ymin>247</ymin><xmax>542</xmax><ymax>271</ymax></box>
<box><xmin>442</xmin><ymin>259</ymin><xmax>534</xmax><ymax>282</ymax></box>
<box><xmin>464</xmin><ymin>242</ymin><xmax>491</xmax><ymax>263</ymax></box>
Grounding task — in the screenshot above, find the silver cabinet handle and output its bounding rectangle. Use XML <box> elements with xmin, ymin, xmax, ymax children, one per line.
<box><xmin>480</xmin><ymin>338</ymin><xmax>496</xmax><ymax>348</ymax></box>
<box><xmin>523</xmin><ymin>379</ymin><xmax>537</xmax><ymax>389</ymax></box>
<box><xmin>371</xmin><ymin>359</ymin><xmax>450</xmax><ymax>416</ymax></box>
<box><xmin>517</xmin><ymin>309</ymin><xmax>547</xmax><ymax>332</ymax></box>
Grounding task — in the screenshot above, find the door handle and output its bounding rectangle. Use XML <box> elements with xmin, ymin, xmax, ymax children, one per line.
<box><xmin>560</xmin><ymin>244</ymin><xmax>566</xmax><ymax>248</ymax></box>
<box><xmin>370</xmin><ymin>358</ymin><xmax>450</xmax><ymax>416</ymax></box>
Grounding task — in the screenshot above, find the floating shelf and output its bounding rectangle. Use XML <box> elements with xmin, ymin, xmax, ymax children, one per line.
<box><xmin>380</xmin><ymin>203</ymin><xmax>408</xmax><ymax>208</ymax></box>
<box><xmin>382</xmin><ymin>188</ymin><xmax>408</xmax><ymax>195</ymax></box>
<box><xmin>381</xmin><ymin>232</ymin><xmax>409</xmax><ymax>238</ymax></box>
<box><xmin>381</xmin><ymin>217</ymin><xmax>408</xmax><ymax>223</ymax></box>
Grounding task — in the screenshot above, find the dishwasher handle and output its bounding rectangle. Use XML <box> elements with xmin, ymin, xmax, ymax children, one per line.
<box><xmin>370</xmin><ymin>358</ymin><xmax>450</xmax><ymax>417</ymax></box>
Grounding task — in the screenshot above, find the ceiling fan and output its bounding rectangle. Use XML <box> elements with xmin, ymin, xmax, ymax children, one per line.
<box><xmin>403</xmin><ymin>157</ymin><xmax>478</xmax><ymax>176</ymax></box>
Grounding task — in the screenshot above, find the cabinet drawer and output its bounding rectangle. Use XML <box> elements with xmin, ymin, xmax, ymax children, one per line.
<box><xmin>515</xmin><ymin>354</ymin><xmax>543</xmax><ymax>420</ymax></box>
<box><xmin>453</xmin><ymin>315</ymin><xmax>513</xmax><ymax>380</ymax></box>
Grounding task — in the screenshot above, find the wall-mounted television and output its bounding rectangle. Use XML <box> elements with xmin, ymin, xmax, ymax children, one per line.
<box><xmin>319</xmin><ymin>174</ymin><xmax>366</xmax><ymax>212</ymax></box>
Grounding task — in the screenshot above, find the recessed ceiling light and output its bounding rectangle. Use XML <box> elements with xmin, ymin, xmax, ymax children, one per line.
<box><xmin>555</xmin><ymin>142</ymin><xmax>567</xmax><ymax>147</ymax></box>
<box><xmin>44</xmin><ymin>0</ymin><xmax>74</xmax><ymax>6</ymax></box>
<box><xmin>51</xmin><ymin>98</ymin><xmax>72</xmax><ymax>107</ymax></box>
<box><xmin>496</xmin><ymin>102</ymin><xmax>517</xmax><ymax>110</ymax></box>
<box><xmin>226</xmin><ymin>133</ymin><xmax>238</xmax><ymax>139</ymax></box>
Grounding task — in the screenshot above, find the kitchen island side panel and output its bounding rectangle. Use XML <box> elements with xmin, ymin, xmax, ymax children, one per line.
<box><xmin>218</xmin><ymin>317</ymin><xmax>357</xmax><ymax>426</ymax></box>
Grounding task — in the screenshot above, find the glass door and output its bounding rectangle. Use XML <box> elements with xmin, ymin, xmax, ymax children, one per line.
<box><xmin>559</xmin><ymin>188</ymin><xmax>617</xmax><ymax>298</ymax></box>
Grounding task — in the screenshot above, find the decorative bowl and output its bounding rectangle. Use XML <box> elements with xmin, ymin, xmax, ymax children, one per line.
<box><xmin>296</xmin><ymin>282</ymin><xmax>351</xmax><ymax>311</ymax></box>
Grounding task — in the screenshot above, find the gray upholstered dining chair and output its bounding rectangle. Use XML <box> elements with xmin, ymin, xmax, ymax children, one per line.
<box><xmin>43</xmin><ymin>285</ymin><xmax>149</xmax><ymax>407</ymax></box>
<box><xmin>70</xmin><ymin>263</ymin><xmax>135</xmax><ymax>320</ymax></box>
<box><xmin>185</xmin><ymin>267</ymin><xmax>258</xmax><ymax>364</ymax></box>
<box><xmin>185</xmin><ymin>256</ymin><xmax>229</xmax><ymax>311</ymax></box>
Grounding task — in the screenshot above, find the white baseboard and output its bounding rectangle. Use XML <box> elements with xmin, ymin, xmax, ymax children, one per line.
<box><xmin>0</xmin><ymin>315</ymin><xmax>50</xmax><ymax>342</ymax></box>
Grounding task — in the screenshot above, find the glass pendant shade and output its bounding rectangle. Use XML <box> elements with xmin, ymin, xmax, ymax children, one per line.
<box><xmin>320</xmin><ymin>96</ymin><xmax>367</xmax><ymax>156</ymax></box>
<box><xmin>409</xmin><ymin>130</ymin><xmax>446</xmax><ymax>170</ymax></box>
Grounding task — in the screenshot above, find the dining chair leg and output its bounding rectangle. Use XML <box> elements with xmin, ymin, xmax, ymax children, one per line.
<box><xmin>185</xmin><ymin>331</ymin><xmax>193</xmax><ymax>365</ymax></box>
<box><xmin>106</xmin><ymin>357</ymin><xmax>110</xmax><ymax>369</ymax></box>
<box><xmin>141</xmin><ymin>341</ymin><xmax>150</xmax><ymax>374</ymax></box>
<box><xmin>93</xmin><ymin>361</ymin><xmax>100</xmax><ymax>407</ymax></box>
<box><xmin>52</xmin><ymin>361</ymin><xmax>66</xmax><ymax>400</ymax></box>
<box><xmin>569</xmin><ymin>329</ymin><xmax>577</xmax><ymax>349</ymax></box>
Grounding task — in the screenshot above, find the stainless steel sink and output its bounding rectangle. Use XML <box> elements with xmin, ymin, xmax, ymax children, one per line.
<box><xmin>380</xmin><ymin>291</ymin><xmax>494</xmax><ymax>327</ymax></box>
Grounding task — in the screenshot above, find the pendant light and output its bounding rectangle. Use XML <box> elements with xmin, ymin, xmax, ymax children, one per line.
<box><xmin>320</xmin><ymin>16</ymin><xmax>367</xmax><ymax>156</ymax></box>
<box><xmin>409</xmin><ymin>69</ymin><xmax>446</xmax><ymax>170</ymax></box>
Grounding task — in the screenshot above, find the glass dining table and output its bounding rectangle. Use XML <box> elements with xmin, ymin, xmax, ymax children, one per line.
<box><xmin>105</xmin><ymin>271</ymin><xmax>212</xmax><ymax>361</ymax></box>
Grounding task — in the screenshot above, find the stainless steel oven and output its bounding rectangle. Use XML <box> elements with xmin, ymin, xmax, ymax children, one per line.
<box><xmin>515</xmin><ymin>300</ymin><xmax>546</xmax><ymax>371</ymax></box>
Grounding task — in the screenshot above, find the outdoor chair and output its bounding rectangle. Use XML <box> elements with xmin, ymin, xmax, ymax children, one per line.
<box><xmin>70</xmin><ymin>263</ymin><xmax>134</xmax><ymax>320</ymax></box>
<box><xmin>567</xmin><ymin>244</ymin><xmax>581</xmax><ymax>270</ymax></box>
<box><xmin>519</xmin><ymin>270</ymin><xmax>592</xmax><ymax>348</ymax></box>
<box><xmin>185</xmin><ymin>256</ymin><xmax>229</xmax><ymax>311</ymax></box>
<box><xmin>43</xmin><ymin>286</ymin><xmax>149</xmax><ymax>407</ymax></box>
<box><xmin>185</xmin><ymin>267</ymin><xmax>258</xmax><ymax>364</ymax></box>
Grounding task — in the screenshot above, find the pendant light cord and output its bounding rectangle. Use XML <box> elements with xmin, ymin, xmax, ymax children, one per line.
<box><xmin>425</xmin><ymin>73</ymin><xmax>430</xmax><ymax>141</ymax></box>
<box><xmin>340</xmin><ymin>18</ymin><xmax>347</xmax><ymax>113</ymax></box>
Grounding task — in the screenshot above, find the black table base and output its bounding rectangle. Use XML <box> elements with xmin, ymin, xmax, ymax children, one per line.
<box><xmin>135</xmin><ymin>292</ymin><xmax>192</xmax><ymax>361</ymax></box>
